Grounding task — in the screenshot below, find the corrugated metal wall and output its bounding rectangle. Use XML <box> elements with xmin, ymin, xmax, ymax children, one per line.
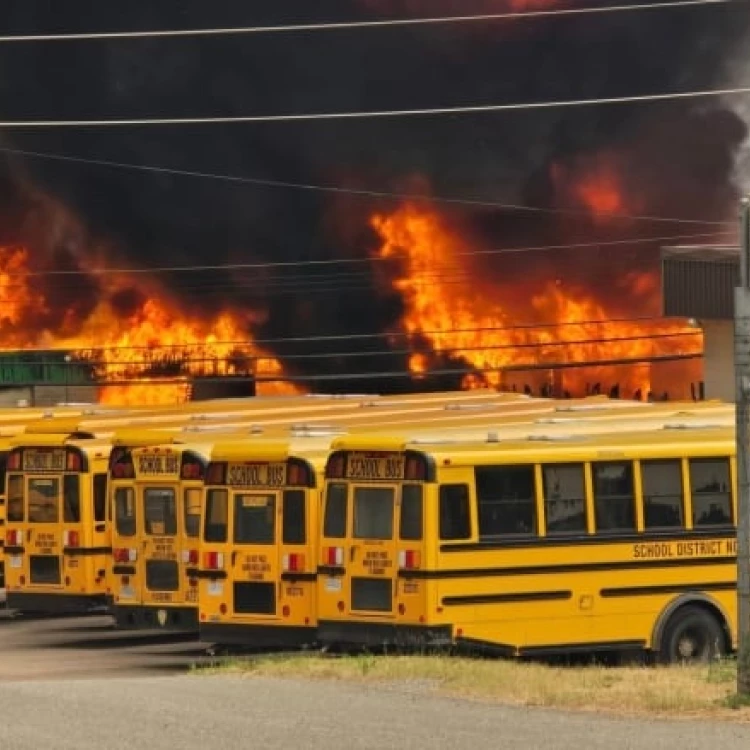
<box><xmin>661</xmin><ymin>258</ymin><xmax>737</xmax><ymax>319</ymax></box>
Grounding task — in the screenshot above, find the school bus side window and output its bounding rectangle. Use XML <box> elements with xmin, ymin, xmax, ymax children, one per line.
<box><xmin>439</xmin><ymin>484</ymin><xmax>471</xmax><ymax>541</ymax></box>
<box><xmin>690</xmin><ymin>457</ymin><xmax>732</xmax><ymax>526</ymax></box>
<box><xmin>114</xmin><ymin>487</ymin><xmax>136</xmax><ymax>537</ymax></box>
<box><xmin>542</xmin><ymin>463</ymin><xmax>586</xmax><ymax>535</ymax></box>
<box><xmin>475</xmin><ymin>465</ymin><xmax>536</xmax><ymax>538</ymax></box>
<box><xmin>642</xmin><ymin>460</ymin><xmax>684</xmax><ymax>530</ymax></box>
<box><xmin>7</xmin><ymin>474</ymin><xmax>23</xmax><ymax>522</ymax></box>
<box><xmin>593</xmin><ymin>462</ymin><xmax>636</xmax><ymax>533</ymax></box>
<box><xmin>204</xmin><ymin>489</ymin><xmax>228</xmax><ymax>543</ymax></box>
<box><xmin>323</xmin><ymin>483</ymin><xmax>347</xmax><ymax>538</ymax></box>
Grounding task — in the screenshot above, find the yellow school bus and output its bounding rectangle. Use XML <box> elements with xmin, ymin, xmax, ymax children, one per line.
<box><xmin>4</xmin><ymin>432</ymin><xmax>112</xmax><ymax>613</ymax></box>
<box><xmin>317</xmin><ymin>426</ymin><xmax>738</xmax><ymax>663</ymax></box>
<box><xmin>198</xmin><ymin>439</ymin><xmax>329</xmax><ymax>647</ymax></box>
<box><xmin>109</xmin><ymin>439</ymin><xmax>246</xmax><ymax>631</ymax></box>
<box><xmin>0</xmin><ymin>436</ymin><xmax>12</xmax><ymax>592</ymax></box>
<box><xmin>196</xmin><ymin>405</ymin><xmax>732</xmax><ymax>650</ymax></box>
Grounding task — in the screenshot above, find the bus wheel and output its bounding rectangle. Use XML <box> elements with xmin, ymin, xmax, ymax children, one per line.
<box><xmin>658</xmin><ymin>606</ymin><xmax>726</xmax><ymax>664</ymax></box>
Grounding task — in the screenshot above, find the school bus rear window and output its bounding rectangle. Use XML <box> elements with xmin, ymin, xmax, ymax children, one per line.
<box><xmin>234</xmin><ymin>494</ymin><xmax>275</xmax><ymax>544</ymax></box>
<box><xmin>29</xmin><ymin>478</ymin><xmax>60</xmax><ymax>524</ymax></box>
<box><xmin>63</xmin><ymin>475</ymin><xmax>80</xmax><ymax>523</ymax></box>
<box><xmin>7</xmin><ymin>474</ymin><xmax>23</xmax><ymax>522</ymax></box>
<box><xmin>204</xmin><ymin>489</ymin><xmax>228</xmax><ymax>543</ymax></box>
<box><xmin>282</xmin><ymin>489</ymin><xmax>305</xmax><ymax>545</ymax></box>
<box><xmin>145</xmin><ymin>488</ymin><xmax>177</xmax><ymax>536</ymax></box>
<box><xmin>399</xmin><ymin>484</ymin><xmax>423</xmax><ymax>540</ymax></box>
<box><xmin>324</xmin><ymin>483</ymin><xmax>347</xmax><ymax>538</ymax></box>
<box><xmin>115</xmin><ymin>487</ymin><xmax>136</xmax><ymax>537</ymax></box>
<box><xmin>353</xmin><ymin>487</ymin><xmax>393</xmax><ymax>540</ymax></box>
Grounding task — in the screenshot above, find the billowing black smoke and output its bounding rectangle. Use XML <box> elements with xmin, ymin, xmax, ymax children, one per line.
<box><xmin>0</xmin><ymin>0</ymin><xmax>748</xmax><ymax>390</ymax></box>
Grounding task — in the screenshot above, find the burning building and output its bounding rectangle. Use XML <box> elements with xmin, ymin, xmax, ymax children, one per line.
<box><xmin>0</xmin><ymin>0</ymin><xmax>748</xmax><ymax>404</ymax></box>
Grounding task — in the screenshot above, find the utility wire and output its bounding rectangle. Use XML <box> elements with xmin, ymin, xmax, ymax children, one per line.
<box><xmin>0</xmin><ymin>146</ymin><xmax>734</xmax><ymax>227</ymax></box>
<box><xmin>44</xmin><ymin>316</ymin><xmax>702</xmax><ymax>353</ymax></box>
<box><xmin>0</xmin><ymin>0</ymin><xmax>738</xmax><ymax>42</ymax></box>
<box><xmin>56</xmin><ymin>330</ymin><xmax>702</xmax><ymax>369</ymax></box>
<box><xmin>0</xmin><ymin>230</ymin><xmax>735</xmax><ymax>278</ymax></box>
<box><xmin>1</xmin><ymin>86</ymin><xmax>749</xmax><ymax>128</ymax></box>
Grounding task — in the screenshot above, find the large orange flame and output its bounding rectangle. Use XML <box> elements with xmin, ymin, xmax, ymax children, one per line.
<box><xmin>0</xmin><ymin>244</ymin><xmax>300</xmax><ymax>405</ymax></box>
<box><xmin>372</xmin><ymin>202</ymin><xmax>703</xmax><ymax>399</ymax></box>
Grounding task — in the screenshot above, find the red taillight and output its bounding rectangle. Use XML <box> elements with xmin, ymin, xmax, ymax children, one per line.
<box><xmin>283</xmin><ymin>553</ymin><xmax>305</xmax><ymax>572</ymax></box>
<box><xmin>205</xmin><ymin>462</ymin><xmax>226</xmax><ymax>484</ymax></box>
<box><xmin>5</xmin><ymin>529</ymin><xmax>21</xmax><ymax>546</ymax></box>
<box><xmin>64</xmin><ymin>530</ymin><xmax>80</xmax><ymax>548</ymax></box>
<box><xmin>112</xmin><ymin>462</ymin><xmax>135</xmax><ymax>479</ymax></box>
<box><xmin>188</xmin><ymin>549</ymin><xmax>199</xmax><ymax>566</ymax></box>
<box><xmin>66</xmin><ymin>450</ymin><xmax>82</xmax><ymax>471</ymax></box>
<box><xmin>204</xmin><ymin>551</ymin><xmax>224</xmax><ymax>570</ymax></box>
<box><xmin>114</xmin><ymin>547</ymin><xmax>136</xmax><ymax>563</ymax></box>
<box><xmin>324</xmin><ymin>546</ymin><xmax>343</xmax><ymax>566</ymax></box>
<box><xmin>325</xmin><ymin>454</ymin><xmax>345</xmax><ymax>479</ymax></box>
<box><xmin>399</xmin><ymin>550</ymin><xmax>421</xmax><ymax>569</ymax></box>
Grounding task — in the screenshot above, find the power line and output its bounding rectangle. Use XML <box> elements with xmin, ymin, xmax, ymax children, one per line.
<box><xmin>1</xmin><ymin>86</ymin><xmax>749</xmax><ymax>128</ymax></box>
<box><xmin>0</xmin><ymin>0</ymin><xmax>737</xmax><ymax>42</ymax></box>
<box><xmin>46</xmin><ymin>329</ymin><xmax>702</xmax><ymax>369</ymax></box>
<box><xmin>0</xmin><ymin>146</ymin><xmax>733</xmax><ymax>227</ymax></box>
<box><xmin>40</xmin><ymin>315</ymin><xmax>701</xmax><ymax>352</ymax></box>
<box><xmin>0</xmin><ymin>230</ymin><xmax>734</xmax><ymax>278</ymax></box>
<box><xmin>74</xmin><ymin>351</ymin><xmax>703</xmax><ymax>388</ymax></box>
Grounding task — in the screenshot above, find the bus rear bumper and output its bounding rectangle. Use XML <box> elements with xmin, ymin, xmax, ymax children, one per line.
<box><xmin>112</xmin><ymin>604</ymin><xmax>198</xmax><ymax>633</ymax></box>
<box><xmin>6</xmin><ymin>591</ymin><xmax>109</xmax><ymax>615</ymax></box>
<box><xmin>318</xmin><ymin>620</ymin><xmax>453</xmax><ymax>649</ymax></box>
<box><xmin>199</xmin><ymin>622</ymin><xmax>316</xmax><ymax>649</ymax></box>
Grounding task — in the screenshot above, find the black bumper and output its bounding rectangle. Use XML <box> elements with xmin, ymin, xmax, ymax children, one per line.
<box><xmin>199</xmin><ymin>622</ymin><xmax>316</xmax><ymax>649</ymax></box>
<box><xmin>112</xmin><ymin>604</ymin><xmax>199</xmax><ymax>632</ymax></box>
<box><xmin>318</xmin><ymin>620</ymin><xmax>453</xmax><ymax>648</ymax></box>
<box><xmin>6</xmin><ymin>591</ymin><xmax>109</xmax><ymax>614</ymax></box>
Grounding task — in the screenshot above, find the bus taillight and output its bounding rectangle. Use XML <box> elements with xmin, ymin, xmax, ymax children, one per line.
<box><xmin>182</xmin><ymin>549</ymin><xmax>199</xmax><ymax>566</ymax></box>
<box><xmin>66</xmin><ymin>450</ymin><xmax>82</xmax><ymax>471</ymax></box>
<box><xmin>5</xmin><ymin>529</ymin><xmax>22</xmax><ymax>546</ymax></box>
<box><xmin>398</xmin><ymin>550</ymin><xmax>421</xmax><ymax>570</ymax></box>
<box><xmin>64</xmin><ymin>530</ymin><xmax>80</xmax><ymax>548</ymax></box>
<box><xmin>283</xmin><ymin>553</ymin><xmax>305</xmax><ymax>572</ymax></box>
<box><xmin>204</xmin><ymin>551</ymin><xmax>224</xmax><ymax>570</ymax></box>
<box><xmin>113</xmin><ymin>547</ymin><xmax>137</xmax><ymax>563</ymax></box>
<box><xmin>324</xmin><ymin>547</ymin><xmax>344</xmax><ymax>566</ymax></box>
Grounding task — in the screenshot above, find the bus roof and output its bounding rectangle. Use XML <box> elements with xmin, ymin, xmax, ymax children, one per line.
<box><xmin>397</xmin><ymin>426</ymin><xmax>736</xmax><ymax>467</ymax></box>
<box><xmin>208</xmin><ymin>438</ymin><xmax>335</xmax><ymax>465</ymax></box>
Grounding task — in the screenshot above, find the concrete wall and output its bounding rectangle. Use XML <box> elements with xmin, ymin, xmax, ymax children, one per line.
<box><xmin>0</xmin><ymin>385</ymin><xmax>99</xmax><ymax>408</ymax></box>
<box><xmin>702</xmin><ymin>319</ymin><xmax>734</xmax><ymax>402</ymax></box>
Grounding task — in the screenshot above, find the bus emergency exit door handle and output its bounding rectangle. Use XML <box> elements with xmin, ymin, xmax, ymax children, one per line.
<box><xmin>350</xmin><ymin>546</ymin><xmax>358</xmax><ymax>563</ymax></box>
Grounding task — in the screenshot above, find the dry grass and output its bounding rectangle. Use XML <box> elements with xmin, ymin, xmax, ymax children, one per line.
<box><xmin>198</xmin><ymin>653</ymin><xmax>750</xmax><ymax>720</ymax></box>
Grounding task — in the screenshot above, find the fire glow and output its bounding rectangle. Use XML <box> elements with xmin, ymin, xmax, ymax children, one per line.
<box><xmin>0</xmin><ymin>244</ymin><xmax>298</xmax><ymax>404</ymax></box>
<box><xmin>371</xmin><ymin>202</ymin><xmax>703</xmax><ymax>399</ymax></box>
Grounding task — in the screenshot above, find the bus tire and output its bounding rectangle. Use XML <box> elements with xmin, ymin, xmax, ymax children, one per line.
<box><xmin>658</xmin><ymin>605</ymin><xmax>726</xmax><ymax>664</ymax></box>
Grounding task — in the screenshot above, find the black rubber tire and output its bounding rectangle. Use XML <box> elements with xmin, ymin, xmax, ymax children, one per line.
<box><xmin>658</xmin><ymin>605</ymin><xmax>726</xmax><ymax>664</ymax></box>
